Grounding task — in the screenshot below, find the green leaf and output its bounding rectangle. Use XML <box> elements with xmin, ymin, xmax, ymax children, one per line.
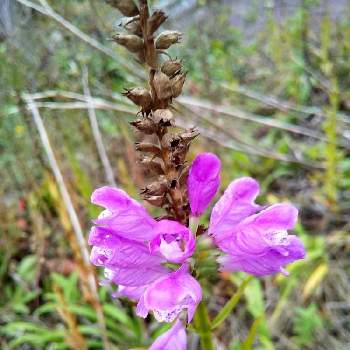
<box><xmin>211</xmin><ymin>276</ymin><xmax>253</xmax><ymax>330</ymax></box>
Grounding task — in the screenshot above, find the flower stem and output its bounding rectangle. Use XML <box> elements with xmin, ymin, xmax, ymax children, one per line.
<box><xmin>194</xmin><ymin>301</ymin><xmax>215</xmax><ymax>350</ymax></box>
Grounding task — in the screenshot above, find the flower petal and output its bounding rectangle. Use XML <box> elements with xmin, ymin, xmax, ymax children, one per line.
<box><xmin>137</xmin><ymin>264</ymin><xmax>202</xmax><ymax>322</ymax></box>
<box><xmin>188</xmin><ymin>153</ymin><xmax>221</xmax><ymax>216</ymax></box>
<box><xmin>150</xmin><ymin>220</ymin><xmax>196</xmax><ymax>263</ymax></box>
<box><xmin>149</xmin><ymin>319</ymin><xmax>187</xmax><ymax>350</ymax></box>
<box><xmin>91</xmin><ymin>186</ymin><xmax>156</xmax><ymax>241</ymax></box>
<box><xmin>209</xmin><ymin>177</ymin><xmax>260</xmax><ymax>245</ymax></box>
<box><xmin>89</xmin><ymin>227</ymin><xmax>165</xmax><ymax>269</ymax></box>
<box><xmin>217</xmin><ymin>203</ymin><xmax>305</xmax><ymax>276</ymax></box>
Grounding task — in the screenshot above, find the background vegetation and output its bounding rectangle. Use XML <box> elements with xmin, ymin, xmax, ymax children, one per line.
<box><xmin>1</xmin><ymin>0</ymin><xmax>350</xmax><ymax>349</ymax></box>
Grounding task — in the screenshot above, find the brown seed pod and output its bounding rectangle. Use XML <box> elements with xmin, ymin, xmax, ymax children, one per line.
<box><xmin>179</xmin><ymin>128</ymin><xmax>200</xmax><ymax>144</ymax></box>
<box><xmin>140</xmin><ymin>157</ymin><xmax>164</xmax><ymax>175</ymax></box>
<box><xmin>160</xmin><ymin>133</ymin><xmax>178</xmax><ymax>150</ymax></box>
<box><xmin>131</xmin><ymin>117</ymin><xmax>157</xmax><ymax>134</ymax></box>
<box><xmin>112</xmin><ymin>33</ymin><xmax>143</xmax><ymax>53</ymax></box>
<box><xmin>155</xmin><ymin>30</ymin><xmax>182</xmax><ymax>50</ymax></box>
<box><xmin>142</xmin><ymin>194</ymin><xmax>166</xmax><ymax>207</ymax></box>
<box><xmin>106</xmin><ymin>0</ymin><xmax>139</xmax><ymax>17</ymax></box>
<box><xmin>119</xmin><ymin>16</ymin><xmax>142</xmax><ymax>36</ymax></box>
<box><xmin>153</xmin><ymin>109</ymin><xmax>174</xmax><ymax>127</ymax></box>
<box><xmin>147</xmin><ymin>10</ymin><xmax>167</xmax><ymax>35</ymax></box>
<box><xmin>135</xmin><ymin>142</ymin><xmax>161</xmax><ymax>156</ymax></box>
<box><xmin>122</xmin><ymin>87</ymin><xmax>152</xmax><ymax>110</ymax></box>
<box><xmin>161</xmin><ymin>59</ymin><xmax>182</xmax><ymax>77</ymax></box>
<box><xmin>153</xmin><ymin>71</ymin><xmax>172</xmax><ymax>100</ymax></box>
<box><xmin>141</xmin><ymin>178</ymin><xmax>168</xmax><ymax>196</ymax></box>
<box><xmin>171</xmin><ymin>72</ymin><xmax>186</xmax><ymax>98</ymax></box>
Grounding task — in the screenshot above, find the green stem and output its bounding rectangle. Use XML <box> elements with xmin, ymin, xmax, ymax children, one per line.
<box><xmin>211</xmin><ymin>276</ymin><xmax>253</xmax><ymax>330</ymax></box>
<box><xmin>194</xmin><ymin>301</ymin><xmax>215</xmax><ymax>350</ymax></box>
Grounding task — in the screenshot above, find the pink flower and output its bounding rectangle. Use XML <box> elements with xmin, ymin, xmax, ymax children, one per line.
<box><xmin>89</xmin><ymin>187</ymin><xmax>201</xmax><ymax>322</ymax></box>
<box><xmin>188</xmin><ymin>153</ymin><xmax>221</xmax><ymax>217</ymax></box>
<box><xmin>150</xmin><ymin>220</ymin><xmax>195</xmax><ymax>263</ymax></box>
<box><xmin>137</xmin><ymin>264</ymin><xmax>202</xmax><ymax>323</ymax></box>
<box><xmin>149</xmin><ymin>319</ymin><xmax>187</xmax><ymax>350</ymax></box>
<box><xmin>209</xmin><ymin>177</ymin><xmax>306</xmax><ymax>276</ymax></box>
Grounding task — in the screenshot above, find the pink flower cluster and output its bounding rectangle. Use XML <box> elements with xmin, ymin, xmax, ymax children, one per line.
<box><xmin>89</xmin><ymin>153</ymin><xmax>305</xmax><ymax>349</ymax></box>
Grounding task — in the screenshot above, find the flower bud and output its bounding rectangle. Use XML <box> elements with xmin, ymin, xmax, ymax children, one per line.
<box><xmin>188</xmin><ymin>153</ymin><xmax>221</xmax><ymax>217</ymax></box>
<box><xmin>112</xmin><ymin>33</ymin><xmax>143</xmax><ymax>53</ymax></box>
<box><xmin>161</xmin><ymin>59</ymin><xmax>182</xmax><ymax>77</ymax></box>
<box><xmin>135</xmin><ymin>142</ymin><xmax>161</xmax><ymax>156</ymax></box>
<box><xmin>153</xmin><ymin>71</ymin><xmax>172</xmax><ymax>100</ymax></box>
<box><xmin>119</xmin><ymin>16</ymin><xmax>142</xmax><ymax>36</ymax></box>
<box><xmin>131</xmin><ymin>117</ymin><xmax>157</xmax><ymax>134</ymax></box>
<box><xmin>147</xmin><ymin>10</ymin><xmax>167</xmax><ymax>35</ymax></box>
<box><xmin>106</xmin><ymin>0</ymin><xmax>139</xmax><ymax>17</ymax></box>
<box><xmin>152</xmin><ymin>109</ymin><xmax>174</xmax><ymax>127</ymax></box>
<box><xmin>155</xmin><ymin>30</ymin><xmax>182</xmax><ymax>49</ymax></box>
<box><xmin>171</xmin><ymin>72</ymin><xmax>186</xmax><ymax>98</ymax></box>
<box><xmin>122</xmin><ymin>87</ymin><xmax>152</xmax><ymax>110</ymax></box>
<box><xmin>140</xmin><ymin>157</ymin><xmax>164</xmax><ymax>175</ymax></box>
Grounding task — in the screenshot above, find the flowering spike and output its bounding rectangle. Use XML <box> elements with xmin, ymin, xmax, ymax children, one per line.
<box><xmin>188</xmin><ymin>153</ymin><xmax>221</xmax><ymax>217</ymax></box>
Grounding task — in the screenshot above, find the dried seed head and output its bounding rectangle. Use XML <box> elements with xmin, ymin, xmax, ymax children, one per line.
<box><xmin>160</xmin><ymin>133</ymin><xmax>178</xmax><ymax>150</ymax></box>
<box><xmin>119</xmin><ymin>16</ymin><xmax>142</xmax><ymax>36</ymax></box>
<box><xmin>106</xmin><ymin>0</ymin><xmax>139</xmax><ymax>17</ymax></box>
<box><xmin>142</xmin><ymin>194</ymin><xmax>165</xmax><ymax>207</ymax></box>
<box><xmin>155</xmin><ymin>30</ymin><xmax>182</xmax><ymax>50</ymax></box>
<box><xmin>153</xmin><ymin>71</ymin><xmax>172</xmax><ymax>100</ymax></box>
<box><xmin>141</xmin><ymin>178</ymin><xmax>168</xmax><ymax>196</ymax></box>
<box><xmin>153</xmin><ymin>109</ymin><xmax>174</xmax><ymax>127</ymax></box>
<box><xmin>147</xmin><ymin>10</ymin><xmax>167</xmax><ymax>35</ymax></box>
<box><xmin>135</xmin><ymin>142</ymin><xmax>161</xmax><ymax>156</ymax></box>
<box><xmin>161</xmin><ymin>59</ymin><xmax>182</xmax><ymax>77</ymax></box>
<box><xmin>179</xmin><ymin>128</ymin><xmax>200</xmax><ymax>144</ymax></box>
<box><xmin>112</xmin><ymin>33</ymin><xmax>143</xmax><ymax>53</ymax></box>
<box><xmin>140</xmin><ymin>157</ymin><xmax>164</xmax><ymax>175</ymax></box>
<box><xmin>122</xmin><ymin>87</ymin><xmax>152</xmax><ymax>110</ymax></box>
<box><xmin>171</xmin><ymin>72</ymin><xmax>186</xmax><ymax>98</ymax></box>
<box><xmin>131</xmin><ymin>117</ymin><xmax>157</xmax><ymax>134</ymax></box>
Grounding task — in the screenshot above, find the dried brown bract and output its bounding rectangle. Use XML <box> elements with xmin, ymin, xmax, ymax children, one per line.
<box><xmin>112</xmin><ymin>33</ymin><xmax>143</xmax><ymax>53</ymax></box>
<box><xmin>106</xmin><ymin>0</ymin><xmax>139</xmax><ymax>17</ymax></box>
<box><xmin>147</xmin><ymin>10</ymin><xmax>167</xmax><ymax>35</ymax></box>
<box><xmin>122</xmin><ymin>87</ymin><xmax>152</xmax><ymax>112</ymax></box>
<box><xmin>161</xmin><ymin>59</ymin><xmax>183</xmax><ymax>77</ymax></box>
<box><xmin>155</xmin><ymin>30</ymin><xmax>182</xmax><ymax>49</ymax></box>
